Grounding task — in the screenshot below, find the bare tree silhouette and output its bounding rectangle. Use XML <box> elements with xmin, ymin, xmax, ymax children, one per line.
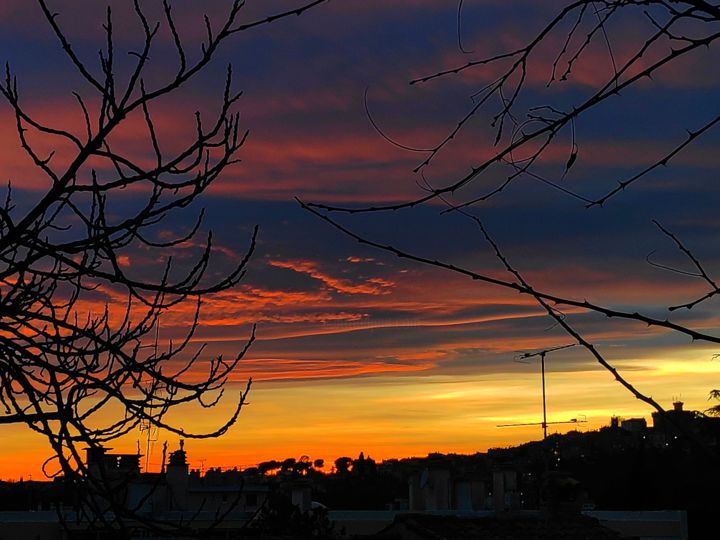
<box><xmin>302</xmin><ymin>1</ymin><xmax>720</xmax><ymax>444</ymax></box>
<box><xmin>0</xmin><ymin>0</ymin><xmax>326</xmax><ymax>531</ymax></box>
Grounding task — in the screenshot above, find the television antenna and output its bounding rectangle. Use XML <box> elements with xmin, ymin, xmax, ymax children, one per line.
<box><xmin>497</xmin><ymin>344</ymin><xmax>585</xmax><ymax>439</ymax></box>
<box><xmin>138</xmin><ymin>322</ymin><xmax>160</xmax><ymax>472</ymax></box>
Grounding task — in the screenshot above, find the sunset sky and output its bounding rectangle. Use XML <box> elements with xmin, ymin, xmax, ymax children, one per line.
<box><xmin>1</xmin><ymin>0</ymin><xmax>719</xmax><ymax>479</ymax></box>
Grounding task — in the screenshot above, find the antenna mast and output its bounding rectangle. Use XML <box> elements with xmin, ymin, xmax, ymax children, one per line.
<box><xmin>498</xmin><ymin>344</ymin><xmax>582</xmax><ymax>439</ymax></box>
<box><xmin>138</xmin><ymin>322</ymin><xmax>160</xmax><ymax>472</ymax></box>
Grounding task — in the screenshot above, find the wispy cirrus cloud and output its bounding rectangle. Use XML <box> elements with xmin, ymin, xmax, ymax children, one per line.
<box><xmin>268</xmin><ymin>259</ymin><xmax>394</xmax><ymax>296</ymax></box>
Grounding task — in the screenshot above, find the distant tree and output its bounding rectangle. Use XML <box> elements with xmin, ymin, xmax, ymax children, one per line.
<box><xmin>295</xmin><ymin>455</ymin><xmax>313</xmax><ymax>476</ymax></box>
<box><xmin>258</xmin><ymin>460</ymin><xmax>282</xmax><ymax>476</ymax></box>
<box><xmin>303</xmin><ymin>0</ymin><xmax>720</xmax><ymax>450</ymax></box>
<box><xmin>334</xmin><ymin>456</ymin><xmax>353</xmax><ymax>475</ymax></box>
<box><xmin>0</xmin><ymin>0</ymin><xmax>326</xmax><ymax>531</ymax></box>
<box><xmin>281</xmin><ymin>457</ymin><xmax>298</xmax><ymax>474</ymax></box>
<box><xmin>322</xmin><ymin>454</ymin><xmax>403</xmax><ymax>510</ymax></box>
<box><xmin>706</xmin><ymin>390</ymin><xmax>720</xmax><ymax>417</ymax></box>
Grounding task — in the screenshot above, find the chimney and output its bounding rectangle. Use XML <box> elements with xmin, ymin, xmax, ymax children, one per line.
<box><xmin>166</xmin><ymin>441</ymin><xmax>189</xmax><ymax>511</ymax></box>
<box><xmin>673</xmin><ymin>401</ymin><xmax>684</xmax><ymax>412</ymax></box>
